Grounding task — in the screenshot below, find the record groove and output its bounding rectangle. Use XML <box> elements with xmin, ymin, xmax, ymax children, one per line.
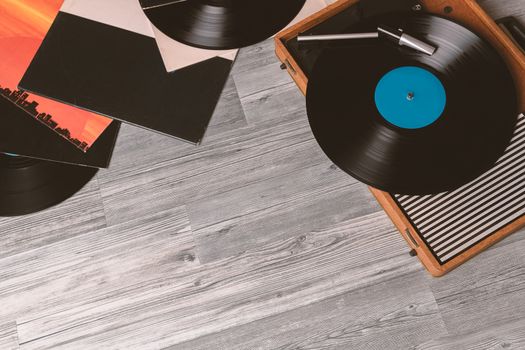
<box><xmin>306</xmin><ymin>13</ymin><xmax>518</xmax><ymax>195</ymax></box>
<box><xmin>0</xmin><ymin>154</ymin><xmax>97</xmax><ymax>216</ymax></box>
<box><xmin>140</xmin><ymin>0</ymin><xmax>306</xmax><ymax>50</ymax></box>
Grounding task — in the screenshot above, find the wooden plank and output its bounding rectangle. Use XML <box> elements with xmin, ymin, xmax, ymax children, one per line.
<box><xmin>415</xmin><ymin>318</ymin><xmax>525</xmax><ymax>350</ymax></box>
<box><xmin>233</xmin><ymin>40</ymin><xmax>297</xmax><ymax>99</ymax></box>
<box><xmin>239</xmin><ymin>81</ymin><xmax>307</xmax><ymax>125</ymax></box>
<box><xmin>16</xmin><ymin>212</ymin><xmax>422</xmax><ymax>349</ymax></box>
<box><xmin>0</xmin><ymin>206</ymin><xmax>194</xmax><ymax>339</ymax></box>
<box><xmin>171</xmin><ymin>272</ymin><xmax>446</xmax><ymax>350</ymax></box>
<box><xmin>0</xmin><ymin>322</ymin><xmax>18</xmax><ymax>350</ymax></box>
<box><xmin>0</xmin><ymin>178</ymin><xmax>106</xmax><ymax>260</ymax></box>
<box><xmin>189</xmin><ymin>163</ymin><xmax>381</xmax><ymax>263</ymax></box>
<box><xmin>428</xmin><ymin>229</ymin><xmax>525</xmax><ymax>336</ymax></box>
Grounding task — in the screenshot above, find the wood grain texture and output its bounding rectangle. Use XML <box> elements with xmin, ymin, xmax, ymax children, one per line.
<box><xmin>5</xmin><ymin>206</ymin><xmax>195</xmax><ymax>348</ymax></box>
<box><xmin>171</xmin><ymin>272</ymin><xmax>446</xmax><ymax>350</ymax></box>
<box><xmin>190</xmin><ymin>166</ymin><xmax>381</xmax><ymax>263</ymax></box>
<box><xmin>477</xmin><ymin>0</ymin><xmax>525</xmax><ymax>22</ymax></box>
<box><xmin>428</xmin><ymin>229</ymin><xmax>525</xmax><ymax>337</ymax></box>
<box><xmin>415</xmin><ymin>318</ymin><xmax>525</xmax><ymax>349</ymax></box>
<box><xmin>233</xmin><ymin>40</ymin><xmax>297</xmax><ymax>99</ymax></box>
<box><xmin>19</xmin><ymin>212</ymin><xmax>425</xmax><ymax>349</ymax></box>
<box><xmin>0</xmin><ymin>322</ymin><xmax>18</xmax><ymax>350</ymax></box>
<box><xmin>0</xmin><ymin>178</ymin><xmax>107</xmax><ymax>260</ymax></box>
<box><xmin>0</xmin><ymin>0</ymin><xmax>524</xmax><ymax>349</ymax></box>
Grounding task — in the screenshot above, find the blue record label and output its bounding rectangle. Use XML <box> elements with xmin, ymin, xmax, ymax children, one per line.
<box><xmin>374</xmin><ymin>66</ymin><xmax>447</xmax><ymax>129</ymax></box>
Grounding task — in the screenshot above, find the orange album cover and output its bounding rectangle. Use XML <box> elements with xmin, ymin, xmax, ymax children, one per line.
<box><xmin>0</xmin><ymin>0</ymin><xmax>113</xmax><ymax>152</ymax></box>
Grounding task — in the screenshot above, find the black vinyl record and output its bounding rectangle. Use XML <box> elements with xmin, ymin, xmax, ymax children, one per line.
<box><xmin>0</xmin><ymin>154</ymin><xmax>97</xmax><ymax>216</ymax></box>
<box><xmin>140</xmin><ymin>0</ymin><xmax>306</xmax><ymax>50</ymax></box>
<box><xmin>306</xmin><ymin>13</ymin><xmax>518</xmax><ymax>195</ymax></box>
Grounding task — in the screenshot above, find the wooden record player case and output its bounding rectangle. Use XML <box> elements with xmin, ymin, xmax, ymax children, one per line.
<box><xmin>275</xmin><ymin>0</ymin><xmax>525</xmax><ymax>276</ymax></box>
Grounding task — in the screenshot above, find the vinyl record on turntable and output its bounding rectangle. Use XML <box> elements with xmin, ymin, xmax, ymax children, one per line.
<box><xmin>0</xmin><ymin>154</ymin><xmax>97</xmax><ymax>216</ymax></box>
<box><xmin>306</xmin><ymin>13</ymin><xmax>518</xmax><ymax>195</ymax></box>
<box><xmin>139</xmin><ymin>0</ymin><xmax>306</xmax><ymax>50</ymax></box>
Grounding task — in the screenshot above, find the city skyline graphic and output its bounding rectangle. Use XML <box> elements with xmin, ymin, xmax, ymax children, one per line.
<box><xmin>0</xmin><ymin>85</ymin><xmax>90</xmax><ymax>151</ymax></box>
<box><xmin>0</xmin><ymin>0</ymin><xmax>112</xmax><ymax>152</ymax></box>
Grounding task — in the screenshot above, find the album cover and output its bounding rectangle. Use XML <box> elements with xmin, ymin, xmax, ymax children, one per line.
<box><xmin>19</xmin><ymin>0</ymin><xmax>234</xmax><ymax>144</ymax></box>
<box><xmin>144</xmin><ymin>0</ymin><xmax>329</xmax><ymax>72</ymax></box>
<box><xmin>0</xmin><ymin>94</ymin><xmax>120</xmax><ymax>169</ymax></box>
<box><xmin>0</xmin><ymin>0</ymin><xmax>113</xmax><ymax>152</ymax></box>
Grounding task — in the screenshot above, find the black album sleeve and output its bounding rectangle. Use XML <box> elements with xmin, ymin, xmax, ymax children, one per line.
<box><xmin>19</xmin><ymin>12</ymin><xmax>233</xmax><ymax>144</ymax></box>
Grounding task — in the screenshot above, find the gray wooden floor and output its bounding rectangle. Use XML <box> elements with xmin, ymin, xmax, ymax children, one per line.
<box><xmin>2</xmin><ymin>1</ymin><xmax>525</xmax><ymax>349</ymax></box>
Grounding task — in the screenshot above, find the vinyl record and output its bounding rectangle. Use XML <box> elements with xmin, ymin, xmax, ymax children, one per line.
<box><xmin>0</xmin><ymin>154</ymin><xmax>97</xmax><ymax>216</ymax></box>
<box><xmin>140</xmin><ymin>0</ymin><xmax>306</xmax><ymax>50</ymax></box>
<box><xmin>306</xmin><ymin>13</ymin><xmax>518</xmax><ymax>195</ymax></box>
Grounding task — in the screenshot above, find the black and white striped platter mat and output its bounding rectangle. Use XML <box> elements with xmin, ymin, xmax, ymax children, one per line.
<box><xmin>394</xmin><ymin>113</ymin><xmax>525</xmax><ymax>264</ymax></box>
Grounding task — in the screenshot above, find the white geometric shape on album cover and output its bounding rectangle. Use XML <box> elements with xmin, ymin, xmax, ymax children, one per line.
<box><xmin>61</xmin><ymin>0</ymin><xmax>155</xmax><ymax>38</ymax></box>
<box><xmin>149</xmin><ymin>0</ymin><xmax>331</xmax><ymax>72</ymax></box>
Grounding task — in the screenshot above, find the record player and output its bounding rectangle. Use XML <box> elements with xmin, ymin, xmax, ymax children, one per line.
<box><xmin>275</xmin><ymin>0</ymin><xmax>525</xmax><ymax>276</ymax></box>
